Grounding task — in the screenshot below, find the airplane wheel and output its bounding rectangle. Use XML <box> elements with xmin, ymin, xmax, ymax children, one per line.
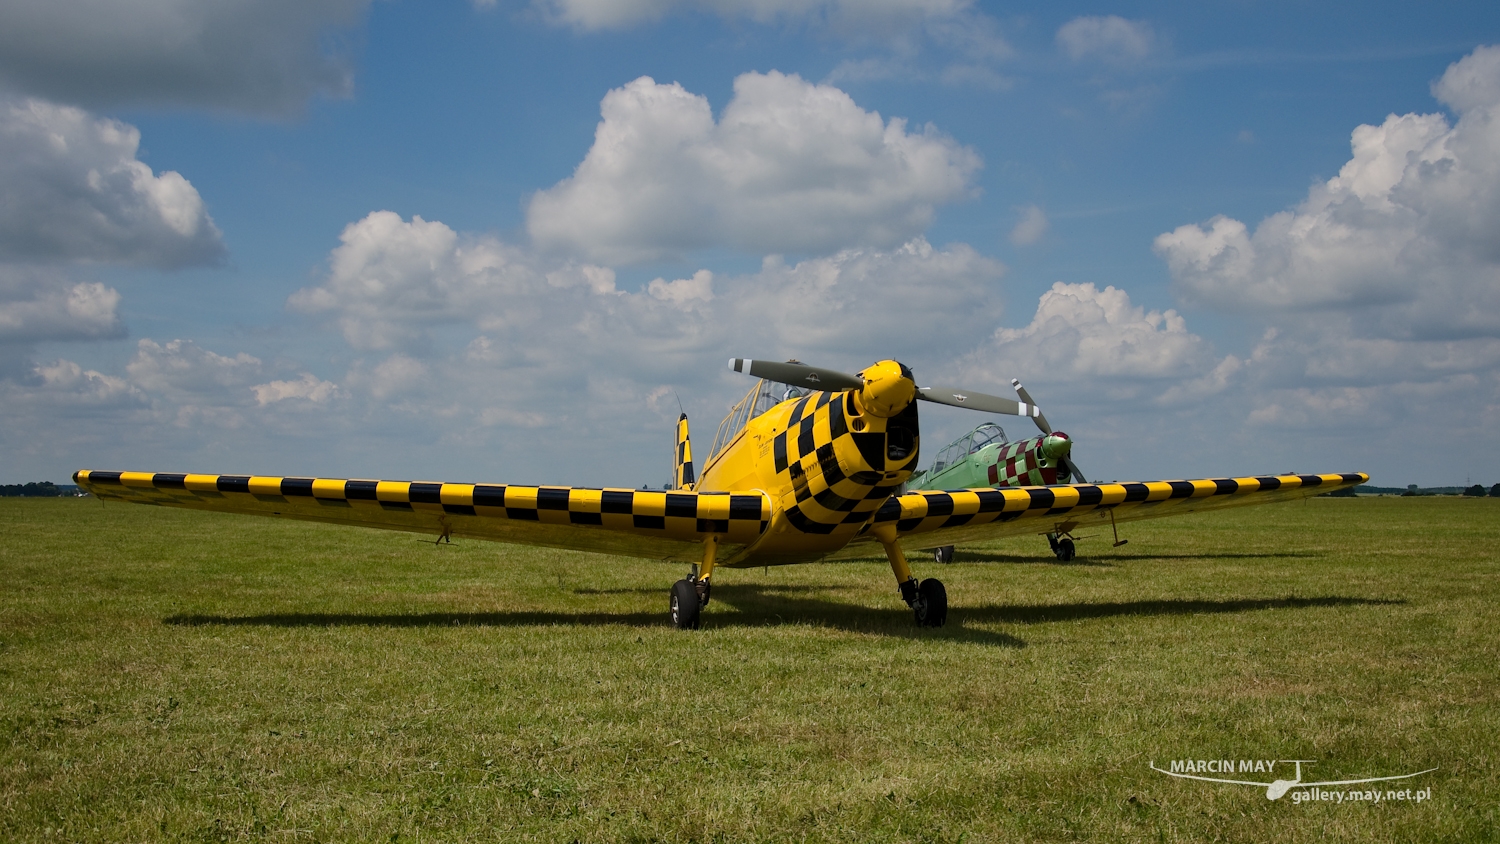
<box><xmin>933</xmin><ymin>545</ymin><xmax>955</xmax><ymax>564</ymax></box>
<box><xmin>915</xmin><ymin>578</ymin><xmax>947</xmax><ymax>628</ymax></box>
<box><xmin>670</xmin><ymin>579</ymin><xmax>701</xmax><ymax>630</ymax></box>
<box><xmin>1056</xmin><ymin>538</ymin><xmax>1075</xmax><ymax>563</ymax></box>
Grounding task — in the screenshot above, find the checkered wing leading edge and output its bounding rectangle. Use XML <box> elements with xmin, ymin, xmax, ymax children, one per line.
<box><xmin>74</xmin><ymin>470</ymin><xmax>771</xmax><ymax>563</ymax></box>
<box><xmin>828</xmin><ymin>472</ymin><xmax>1369</xmax><ymax>557</ymax></box>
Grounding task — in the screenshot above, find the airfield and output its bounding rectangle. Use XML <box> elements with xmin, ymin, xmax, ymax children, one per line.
<box><xmin>2</xmin><ymin>495</ymin><xmax>1495</xmax><ymax>842</ymax></box>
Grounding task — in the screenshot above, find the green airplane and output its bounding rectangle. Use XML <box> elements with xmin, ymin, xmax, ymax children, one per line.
<box><xmin>905</xmin><ymin>379</ymin><xmax>1094</xmax><ymax>563</ymax></box>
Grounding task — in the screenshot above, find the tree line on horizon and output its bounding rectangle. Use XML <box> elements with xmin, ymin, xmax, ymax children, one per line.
<box><xmin>0</xmin><ymin>482</ymin><xmax>71</xmax><ymax>497</ymax></box>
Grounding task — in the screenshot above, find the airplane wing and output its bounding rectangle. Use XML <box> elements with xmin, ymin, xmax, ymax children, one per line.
<box><xmin>73</xmin><ymin>470</ymin><xmax>770</xmax><ymax>563</ymax></box>
<box><xmin>828</xmin><ymin>472</ymin><xmax>1368</xmax><ymax>558</ymax></box>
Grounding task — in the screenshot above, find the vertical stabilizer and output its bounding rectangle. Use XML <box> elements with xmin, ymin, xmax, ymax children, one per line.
<box><xmin>674</xmin><ymin>413</ymin><xmax>695</xmax><ymax>490</ymax></box>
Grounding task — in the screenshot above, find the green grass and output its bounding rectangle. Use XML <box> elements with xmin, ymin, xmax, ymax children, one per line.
<box><xmin>1</xmin><ymin>496</ymin><xmax>1497</xmax><ymax>842</ymax></box>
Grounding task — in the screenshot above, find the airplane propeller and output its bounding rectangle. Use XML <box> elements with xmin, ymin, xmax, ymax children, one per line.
<box><xmin>914</xmin><ymin>385</ymin><xmax>1042</xmax><ymax>419</ymax></box>
<box><xmin>1011</xmin><ymin>378</ymin><xmax>1088</xmax><ymax>484</ymax></box>
<box><xmin>728</xmin><ymin>358</ymin><xmax>1086</xmax><ymax>483</ymax></box>
<box><xmin>728</xmin><ymin>359</ymin><xmax>1044</xmax><ymax>420</ymax></box>
<box><xmin>728</xmin><ymin>359</ymin><xmax>864</xmax><ymax>391</ymax></box>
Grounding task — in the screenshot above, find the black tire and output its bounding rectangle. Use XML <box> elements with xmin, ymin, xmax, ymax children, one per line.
<box><xmin>1056</xmin><ymin>538</ymin><xmax>1075</xmax><ymax>563</ymax></box>
<box><xmin>670</xmin><ymin>579</ymin><xmax>701</xmax><ymax>630</ymax></box>
<box><xmin>915</xmin><ymin>578</ymin><xmax>947</xmax><ymax>627</ymax></box>
<box><xmin>933</xmin><ymin>545</ymin><xmax>955</xmax><ymax>564</ymax></box>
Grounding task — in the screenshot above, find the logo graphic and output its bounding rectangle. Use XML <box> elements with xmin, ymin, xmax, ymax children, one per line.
<box><xmin>1149</xmin><ymin>759</ymin><xmax>1436</xmax><ymax>801</ymax></box>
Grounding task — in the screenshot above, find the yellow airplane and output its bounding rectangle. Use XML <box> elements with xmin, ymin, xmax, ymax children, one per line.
<box><xmin>75</xmin><ymin>358</ymin><xmax>1367</xmax><ymax>630</ymax></box>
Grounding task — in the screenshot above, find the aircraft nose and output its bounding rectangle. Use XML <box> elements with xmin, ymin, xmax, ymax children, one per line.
<box><xmin>856</xmin><ymin>359</ymin><xmax>916</xmax><ymax>417</ymax></box>
<box><xmin>1040</xmin><ymin>432</ymin><xmax>1072</xmax><ymax>460</ymax></box>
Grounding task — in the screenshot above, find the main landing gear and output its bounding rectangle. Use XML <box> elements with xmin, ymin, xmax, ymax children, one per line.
<box><xmin>670</xmin><ymin>536</ymin><xmax>717</xmax><ymax>630</ymax></box>
<box><xmin>669</xmin><ymin>576</ymin><xmax>709</xmax><ymax>630</ymax></box>
<box><xmin>1046</xmin><ymin>532</ymin><xmax>1076</xmax><ymax>562</ymax></box>
<box><xmin>669</xmin><ymin>531</ymin><xmax>951</xmax><ymax>630</ymax></box>
<box><xmin>875</xmin><ymin>525</ymin><xmax>947</xmax><ymax>627</ymax></box>
<box><xmin>932</xmin><ymin>545</ymin><xmax>955</xmax><ymax>564</ymax></box>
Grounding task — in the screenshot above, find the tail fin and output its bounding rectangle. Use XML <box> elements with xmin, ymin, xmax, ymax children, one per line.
<box><xmin>674</xmin><ymin>413</ymin><xmax>696</xmax><ymax>490</ymax></box>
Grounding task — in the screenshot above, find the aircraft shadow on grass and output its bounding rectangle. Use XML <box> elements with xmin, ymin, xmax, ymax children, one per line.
<box><xmin>163</xmin><ymin>589</ymin><xmax>1399</xmax><ymax>648</ymax></box>
<box><xmin>964</xmin><ymin>595</ymin><xmax>1402</xmax><ymax>625</ymax></box>
<box><xmin>841</xmin><ymin>550</ymin><xmax>1323</xmax><ymax>567</ymax></box>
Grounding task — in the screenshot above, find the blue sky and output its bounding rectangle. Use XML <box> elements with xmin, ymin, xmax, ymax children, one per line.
<box><xmin>3</xmin><ymin>1</ymin><xmax>1499</xmax><ymax>489</ymax></box>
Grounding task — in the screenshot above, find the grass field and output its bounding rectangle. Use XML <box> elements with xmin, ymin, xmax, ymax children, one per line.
<box><xmin>2</xmin><ymin>496</ymin><xmax>1497</xmax><ymax>842</ymax></box>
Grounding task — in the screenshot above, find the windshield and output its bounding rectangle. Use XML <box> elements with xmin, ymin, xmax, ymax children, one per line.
<box><xmin>928</xmin><ymin>422</ymin><xmax>1007</xmax><ymax>474</ymax></box>
<box><xmin>708</xmin><ymin>380</ymin><xmax>804</xmax><ymax>459</ymax></box>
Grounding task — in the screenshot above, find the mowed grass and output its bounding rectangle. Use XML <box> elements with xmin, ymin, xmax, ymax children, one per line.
<box><xmin>1</xmin><ymin>496</ymin><xmax>1497</xmax><ymax>843</ymax></box>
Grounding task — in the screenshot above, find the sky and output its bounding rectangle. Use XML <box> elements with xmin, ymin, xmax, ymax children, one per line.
<box><xmin>2</xmin><ymin>1</ymin><xmax>1499</xmax><ymax>489</ymax></box>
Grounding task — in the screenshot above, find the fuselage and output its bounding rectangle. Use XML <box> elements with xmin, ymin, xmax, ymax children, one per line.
<box><xmin>698</xmin><ymin>362</ymin><xmax>923</xmax><ymax>564</ymax></box>
<box><xmin>909</xmin><ymin>430</ymin><xmax>1074</xmax><ymax>491</ymax></box>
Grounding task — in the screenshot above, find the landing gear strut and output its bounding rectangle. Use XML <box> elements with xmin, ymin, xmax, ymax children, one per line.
<box><xmin>877</xmin><ymin>526</ymin><xmax>947</xmax><ymax>627</ymax></box>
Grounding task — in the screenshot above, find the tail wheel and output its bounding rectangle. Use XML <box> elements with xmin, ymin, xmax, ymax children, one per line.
<box><xmin>915</xmin><ymin>578</ymin><xmax>947</xmax><ymax>627</ymax></box>
<box><xmin>670</xmin><ymin>579</ymin><xmax>701</xmax><ymax>630</ymax></box>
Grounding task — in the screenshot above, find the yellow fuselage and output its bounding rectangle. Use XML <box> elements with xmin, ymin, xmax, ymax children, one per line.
<box><xmin>698</xmin><ymin>374</ymin><xmax>922</xmax><ymax>565</ymax></box>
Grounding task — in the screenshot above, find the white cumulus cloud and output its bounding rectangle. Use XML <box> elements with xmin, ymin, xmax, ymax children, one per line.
<box><xmin>252</xmin><ymin>373</ymin><xmax>341</xmax><ymax>406</ymax></box>
<box><xmin>0</xmin><ymin>268</ymin><xmax>123</xmax><ymax>345</ymax></box>
<box><xmin>648</xmin><ymin>269</ymin><xmax>715</xmax><ymax>309</ymax></box>
<box><xmin>1155</xmin><ymin>45</ymin><xmax>1500</xmax><ymax>342</ymax></box>
<box><xmin>957</xmin><ymin>282</ymin><xmax>1220</xmax><ymax>396</ymax></box>
<box><xmin>31</xmin><ymin>359</ymin><xmax>138</xmax><ymax>406</ymax></box>
<box><xmin>0</xmin><ymin>0</ymin><xmax>370</xmax><ymax>114</ymax></box>
<box><xmin>0</xmin><ymin>98</ymin><xmax>224</xmax><ymax>267</ymax></box>
<box><xmin>296</xmin><ymin>211</ymin><xmax>1005</xmax><ymax>365</ymax></box>
<box><xmin>526</xmin><ymin>72</ymin><xmax>981</xmax><ymax>263</ymax></box>
<box><xmin>126</xmin><ymin>339</ymin><xmax>263</xmax><ymax>394</ymax></box>
<box><xmin>290</xmin><ymin>211</ymin><xmax>623</xmax><ymax>351</ymax></box>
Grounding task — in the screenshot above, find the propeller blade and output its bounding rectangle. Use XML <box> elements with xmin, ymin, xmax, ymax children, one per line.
<box><xmin>1012</xmin><ymin>379</ymin><xmax>1087</xmax><ymax>482</ymax></box>
<box><xmin>1061</xmin><ymin>455</ymin><xmax>1088</xmax><ymax>485</ymax></box>
<box><xmin>1009</xmin><ymin>379</ymin><xmax>1053</xmax><ymax>434</ymax></box>
<box><xmin>916</xmin><ymin>385</ymin><xmax>1043</xmax><ymax>419</ymax></box>
<box><xmin>728</xmin><ymin>359</ymin><xmax>864</xmax><ymax>391</ymax></box>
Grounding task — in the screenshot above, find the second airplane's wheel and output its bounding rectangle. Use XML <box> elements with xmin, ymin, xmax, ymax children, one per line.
<box><xmin>1056</xmin><ymin>538</ymin><xmax>1076</xmax><ymax>563</ymax></box>
<box><xmin>670</xmin><ymin>579</ymin><xmax>701</xmax><ymax>630</ymax></box>
<box><xmin>933</xmin><ymin>545</ymin><xmax>955</xmax><ymax>564</ymax></box>
<box><xmin>915</xmin><ymin>578</ymin><xmax>948</xmax><ymax>628</ymax></box>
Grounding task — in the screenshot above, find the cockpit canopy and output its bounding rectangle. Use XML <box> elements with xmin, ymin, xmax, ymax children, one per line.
<box><xmin>928</xmin><ymin>422</ymin><xmax>1007</xmax><ymax>475</ymax></box>
<box><xmin>708</xmin><ymin>379</ymin><xmax>808</xmax><ymax>460</ymax></box>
